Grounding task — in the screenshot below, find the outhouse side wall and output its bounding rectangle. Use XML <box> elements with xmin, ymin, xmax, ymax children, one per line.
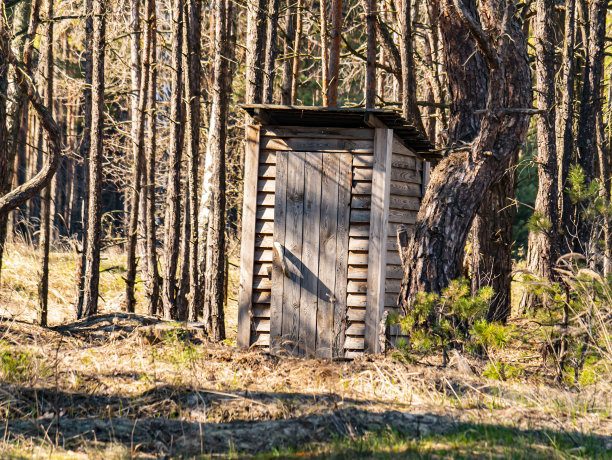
<box><xmin>384</xmin><ymin>137</ymin><xmax>426</xmax><ymax>344</ymax></box>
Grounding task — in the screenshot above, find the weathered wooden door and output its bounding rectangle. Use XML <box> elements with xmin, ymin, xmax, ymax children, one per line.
<box><xmin>270</xmin><ymin>151</ymin><xmax>351</xmax><ymax>357</ymax></box>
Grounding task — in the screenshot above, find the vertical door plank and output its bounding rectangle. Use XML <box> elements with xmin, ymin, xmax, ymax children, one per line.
<box><xmin>316</xmin><ymin>153</ymin><xmax>340</xmax><ymax>358</ymax></box>
<box><xmin>237</xmin><ymin>125</ymin><xmax>261</xmax><ymax>348</ymax></box>
<box><xmin>281</xmin><ymin>151</ymin><xmax>305</xmax><ymax>355</ymax></box>
<box><xmin>270</xmin><ymin>150</ymin><xmax>288</xmax><ymax>353</ymax></box>
<box><xmin>365</xmin><ymin>128</ymin><xmax>392</xmax><ymax>353</ymax></box>
<box><xmin>298</xmin><ymin>152</ymin><xmax>323</xmax><ymax>356</ymax></box>
<box><xmin>332</xmin><ymin>153</ymin><xmax>352</xmax><ymax>357</ymax></box>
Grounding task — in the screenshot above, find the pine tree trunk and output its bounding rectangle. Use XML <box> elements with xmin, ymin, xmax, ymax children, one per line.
<box><xmin>263</xmin><ymin>0</ymin><xmax>280</xmax><ymax>103</ymax></box>
<box><xmin>245</xmin><ymin>0</ymin><xmax>267</xmax><ymax>104</ymax></box>
<box><xmin>38</xmin><ymin>0</ymin><xmax>54</xmax><ymax>327</ymax></box>
<box><xmin>280</xmin><ymin>0</ymin><xmax>296</xmax><ymax>104</ymax></box>
<box><xmin>143</xmin><ymin>10</ymin><xmax>160</xmax><ymax>315</ymax></box>
<box><xmin>81</xmin><ymin>0</ymin><xmax>107</xmax><ymax>318</ymax></box>
<box><xmin>291</xmin><ymin>0</ymin><xmax>302</xmax><ymax>103</ymax></box>
<box><xmin>398</xmin><ymin>0</ymin><xmax>532</xmax><ymax>307</ymax></box>
<box><xmin>161</xmin><ymin>0</ymin><xmax>184</xmax><ymax>319</ymax></box>
<box><xmin>364</xmin><ymin>0</ymin><xmax>376</xmax><ymax>108</ymax></box>
<box><xmin>327</xmin><ymin>0</ymin><xmax>342</xmax><ymax>106</ymax></box>
<box><xmin>398</xmin><ymin>0</ymin><xmax>423</xmax><ymax>131</ymax></box>
<box><xmin>75</xmin><ymin>0</ymin><xmax>94</xmax><ymax>318</ymax></box>
<box><xmin>556</xmin><ymin>0</ymin><xmax>576</xmax><ymax>256</ymax></box>
<box><xmin>203</xmin><ymin>0</ymin><xmax>229</xmax><ymax>341</ymax></box>
<box><xmin>320</xmin><ymin>0</ymin><xmax>329</xmax><ymax>105</ymax></box>
<box><xmin>519</xmin><ymin>0</ymin><xmax>559</xmax><ymax>311</ymax></box>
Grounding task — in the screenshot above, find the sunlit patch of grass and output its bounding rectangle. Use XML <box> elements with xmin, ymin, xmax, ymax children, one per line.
<box><xmin>251</xmin><ymin>425</ymin><xmax>612</xmax><ymax>460</ymax></box>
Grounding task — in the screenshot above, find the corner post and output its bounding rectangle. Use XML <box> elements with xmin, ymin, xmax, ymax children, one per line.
<box><xmin>364</xmin><ymin>128</ymin><xmax>392</xmax><ymax>353</ymax></box>
<box><xmin>237</xmin><ymin>125</ymin><xmax>261</xmax><ymax>348</ymax></box>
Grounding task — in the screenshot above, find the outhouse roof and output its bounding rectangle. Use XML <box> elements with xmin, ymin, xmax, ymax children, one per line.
<box><xmin>241</xmin><ymin>104</ymin><xmax>439</xmax><ymax>160</ymax></box>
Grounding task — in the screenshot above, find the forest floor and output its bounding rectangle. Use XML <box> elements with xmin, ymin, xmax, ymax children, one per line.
<box><xmin>0</xmin><ymin>243</ymin><xmax>611</xmax><ymax>459</ymax></box>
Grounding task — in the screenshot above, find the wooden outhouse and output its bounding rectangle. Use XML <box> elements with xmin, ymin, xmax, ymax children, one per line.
<box><xmin>237</xmin><ymin>105</ymin><xmax>436</xmax><ymax>357</ymax></box>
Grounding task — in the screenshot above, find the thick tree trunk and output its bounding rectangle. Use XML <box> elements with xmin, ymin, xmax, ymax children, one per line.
<box><xmin>280</xmin><ymin>0</ymin><xmax>296</xmax><ymax>104</ymax></box>
<box><xmin>263</xmin><ymin>0</ymin><xmax>280</xmax><ymax>103</ymax></box>
<box><xmin>520</xmin><ymin>0</ymin><xmax>559</xmax><ymax>311</ymax></box>
<box><xmin>398</xmin><ymin>0</ymin><xmax>532</xmax><ymax>307</ymax></box>
<box><xmin>364</xmin><ymin>0</ymin><xmax>376</xmax><ymax>108</ymax></box>
<box><xmin>38</xmin><ymin>0</ymin><xmax>54</xmax><ymax>327</ymax></box>
<box><xmin>327</xmin><ymin>0</ymin><xmax>342</xmax><ymax>106</ymax></box>
<box><xmin>202</xmin><ymin>0</ymin><xmax>229</xmax><ymax>341</ymax></box>
<box><xmin>161</xmin><ymin>0</ymin><xmax>184</xmax><ymax>319</ymax></box>
<box><xmin>81</xmin><ymin>0</ymin><xmax>107</xmax><ymax>318</ymax></box>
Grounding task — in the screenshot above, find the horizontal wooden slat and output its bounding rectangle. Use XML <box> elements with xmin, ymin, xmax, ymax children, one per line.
<box><xmin>255</xmin><ymin>220</ymin><xmax>273</xmax><ymax>234</ymax></box>
<box><xmin>353</xmin><ymin>154</ymin><xmax>373</xmax><ymax>167</ymax></box>
<box><xmin>251</xmin><ymin>304</ymin><xmax>270</xmax><ymax>318</ymax></box>
<box><xmin>353</xmin><ymin>167</ymin><xmax>373</xmax><ymax>181</ymax></box>
<box><xmin>259</xmin><ymin>151</ymin><xmax>276</xmax><ymax>164</ymax></box>
<box><xmin>253</xmin><ymin>263</ymin><xmax>272</xmax><ymax>276</ymax></box>
<box><xmin>250</xmin><ymin>333</ymin><xmax>270</xmax><ymax>347</ymax></box>
<box><xmin>349</xmin><ymin>224</ymin><xmax>370</xmax><ymax>237</ymax></box>
<box><xmin>352</xmin><ymin>181</ymin><xmax>372</xmax><ymax>195</ymax></box>
<box><xmin>387</xmin><ymin>210</ymin><xmax>417</xmax><ymax>225</ymax></box>
<box><xmin>391</xmin><ymin>168</ymin><xmax>421</xmax><ymax>184</ymax></box>
<box><xmin>251</xmin><ymin>318</ymin><xmax>270</xmax><ymax>332</ymax></box>
<box><xmin>344</xmin><ymin>336</ymin><xmax>365</xmax><ymax>350</ymax></box>
<box><xmin>350</xmin><ymin>209</ymin><xmax>371</xmax><ymax>223</ymax></box>
<box><xmin>384</xmin><ymin>293</ymin><xmax>401</xmax><ymax>308</ymax></box>
<box><xmin>262</xmin><ymin>126</ymin><xmax>374</xmax><ymax>140</ymax></box>
<box><xmin>256</xmin><ymin>207</ymin><xmax>274</xmax><ymax>221</ymax></box>
<box><xmin>349</xmin><ymin>237</ymin><xmax>369</xmax><ymax>251</ymax></box>
<box><xmin>346</xmin><ymin>322</ymin><xmax>366</xmax><ymax>336</ymax></box>
<box><xmin>390</xmin><ymin>181</ymin><xmax>422</xmax><ymax>197</ymax></box>
<box><xmin>386</xmin><ymin>252</ymin><xmax>402</xmax><ymax>266</ymax></box>
<box><xmin>349</xmin><ymin>264</ymin><xmax>403</xmax><ymax>280</ymax></box>
<box><xmin>348</xmin><ymin>252</ymin><xmax>369</xmax><ymax>265</ymax></box>
<box><xmin>261</xmin><ymin>136</ymin><xmax>374</xmax><ymax>153</ymax></box>
<box><xmin>257</xmin><ymin>179</ymin><xmax>275</xmax><ymax>192</ymax></box>
<box><xmin>353</xmin><ymin>195</ymin><xmax>420</xmax><ymax>211</ymax></box>
<box><xmin>254</xmin><ymin>249</ymin><xmax>273</xmax><ymax>262</ymax></box>
<box><xmin>258</xmin><ymin>164</ymin><xmax>275</xmax><ymax>178</ymax></box>
<box><xmin>347</xmin><ymin>280</ymin><xmax>367</xmax><ymax>293</ymax></box>
<box><xmin>391</xmin><ymin>154</ymin><xmax>417</xmax><ymax>170</ymax></box>
<box><xmin>256</xmin><ymin>192</ymin><xmax>275</xmax><ymax>206</ymax></box>
<box><xmin>347</xmin><ymin>294</ymin><xmax>367</xmax><ymax>307</ymax></box>
<box><xmin>347</xmin><ymin>308</ymin><xmax>366</xmax><ymax>321</ymax></box>
<box><xmin>255</xmin><ymin>235</ymin><xmax>274</xmax><ymax>249</ymax></box>
<box><xmin>253</xmin><ymin>291</ymin><xmax>271</xmax><ymax>304</ymax></box>
<box><xmin>344</xmin><ymin>350</ymin><xmax>363</xmax><ymax>358</ymax></box>
<box><xmin>385</xmin><ymin>278</ymin><xmax>402</xmax><ymax>293</ymax></box>
<box><xmin>253</xmin><ymin>276</ymin><xmax>272</xmax><ymax>290</ymax></box>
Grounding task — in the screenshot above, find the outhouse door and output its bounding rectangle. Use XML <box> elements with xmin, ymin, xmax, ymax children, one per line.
<box><xmin>270</xmin><ymin>150</ymin><xmax>352</xmax><ymax>358</ymax></box>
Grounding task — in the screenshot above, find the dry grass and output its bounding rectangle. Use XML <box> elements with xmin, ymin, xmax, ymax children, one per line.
<box><xmin>0</xmin><ymin>242</ymin><xmax>611</xmax><ymax>458</ymax></box>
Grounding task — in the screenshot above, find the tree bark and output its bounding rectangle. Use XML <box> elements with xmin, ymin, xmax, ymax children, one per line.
<box><xmin>74</xmin><ymin>0</ymin><xmax>94</xmax><ymax>318</ymax></box>
<box><xmin>291</xmin><ymin>0</ymin><xmax>302</xmax><ymax>103</ymax></box>
<box><xmin>556</xmin><ymin>0</ymin><xmax>576</xmax><ymax>256</ymax></box>
<box><xmin>280</xmin><ymin>0</ymin><xmax>296</xmax><ymax>104</ymax></box>
<box><xmin>161</xmin><ymin>0</ymin><xmax>184</xmax><ymax>319</ymax></box>
<box><xmin>263</xmin><ymin>0</ymin><xmax>280</xmax><ymax>103</ymax></box>
<box><xmin>327</xmin><ymin>0</ymin><xmax>342</xmax><ymax>106</ymax></box>
<box><xmin>364</xmin><ymin>0</ymin><xmax>376</xmax><ymax>108</ymax></box>
<box><xmin>320</xmin><ymin>0</ymin><xmax>329</xmax><ymax>105</ymax></box>
<box><xmin>575</xmin><ymin>0</ymin><xmax>606</xmax><ymax>261</ymax></box>
<box><xmin>143</xmin><ymin>11</ymin><xmax>160</xmax><ymax>315</ymax></box>
<box><xmin>397</xmin><ymin>0</ymin><xmax>423</xmax><ymax>131</ymax></box>
<box><xmin>203</xmin><ymin>0</ymin><xmax>229</xmax><ymax>341</ymax></box>
<box><xmin>519</xmin><ymin>0</ymin><xmax>559</xmax><ymax>311</ymax></box>
<box><xmin>398</xmin><ymin>0</ymin><xmax>532</xmax><ymax>308</ymax></box>
<box><xmin>81</xmin><ymin>0</ymin><xmax>107</xmax><ymax>318</ymax></box>
<box><xmin>38</xmin><ymin>0</ymin><xmax>54</xmax><ymax>327</ymax></box>
<box><xmin>245</xmin><ymin>0</ymin><xmax>267</xmax><ymax>104</ymax></box>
